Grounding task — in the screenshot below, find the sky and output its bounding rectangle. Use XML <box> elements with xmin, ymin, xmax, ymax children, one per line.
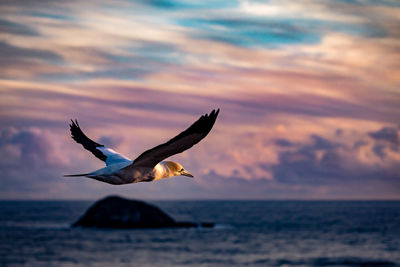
<box><xmin>1</xmin><ymin>0</ymin><xmax>400</xmax><ymax>200</ymax></box>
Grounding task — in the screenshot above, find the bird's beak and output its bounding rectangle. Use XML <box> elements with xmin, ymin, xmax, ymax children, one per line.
<box><xmin>181</xmin><ymin>171</ymin><xmax>194</xmax><ymax>178</ymax></box>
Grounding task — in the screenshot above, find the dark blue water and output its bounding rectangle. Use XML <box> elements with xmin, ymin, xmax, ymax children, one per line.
<box><xmin>0</xmin><ymin>200</ymin><xmax>399</xmax><ymax>266</ymax></box>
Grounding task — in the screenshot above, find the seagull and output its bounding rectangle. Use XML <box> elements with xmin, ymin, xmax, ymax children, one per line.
<box><xmin>64</xmin><ymin>109</ymin><xmax>219</xmax><ymax>185</ymax></box>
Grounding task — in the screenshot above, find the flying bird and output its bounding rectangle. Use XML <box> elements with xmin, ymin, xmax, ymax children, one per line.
<box><xmin>64</xmin><ymin>109</ymin><xmax>220</xmax><ymax>185</ymax></box>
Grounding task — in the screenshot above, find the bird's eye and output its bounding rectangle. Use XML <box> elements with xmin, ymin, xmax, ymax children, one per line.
<box><xmin>179</xmin><ymin>168</ymin><xmax>184</xmax><ymax>172</ymax></box>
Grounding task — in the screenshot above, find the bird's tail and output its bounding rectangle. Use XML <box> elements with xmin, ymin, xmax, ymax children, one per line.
<box><xmin>64</xmin><ymin>173</ymin><xmax>89</xmax><ymax>177</ymax></box>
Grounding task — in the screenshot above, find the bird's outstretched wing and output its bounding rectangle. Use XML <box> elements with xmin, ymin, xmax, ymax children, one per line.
<box><xmin>69</xmin><ymin>120</ymin><xmax>131</xmax><ymax>166</ymax></box>
<box><xmin>125</xmin><ymin>109</ymin><xmax>219</xmax><ymax>169</ymax></box>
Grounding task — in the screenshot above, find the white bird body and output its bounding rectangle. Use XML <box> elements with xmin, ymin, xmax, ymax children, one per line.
<box><xmin>85</xmin><ymin>160</ymin><xmax>133</xmax><ymax>185</ymax></box>
<box><xmin>85</xmin><ymin>161</ymin><xmax>178</xmax><ymax>185</ymax></box>
<box><xmin>65</xmin><ymin>109</ymin><xmax>219</xmax><ymax>185</ymax></box>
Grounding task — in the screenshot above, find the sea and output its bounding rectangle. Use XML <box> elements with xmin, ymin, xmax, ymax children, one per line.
<box><xmin>0</xmin><ymin>200</ymin><xmax>399</xmax><ymax>267</ymax></box>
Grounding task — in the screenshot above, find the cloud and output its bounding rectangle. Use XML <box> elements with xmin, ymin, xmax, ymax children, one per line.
<box><xmin>367</xmin><ymin>126</ymin><xmax>399</xmax><ymax>160</ymax></box>
<box><xmin>274</xmin><ymin>138</ymin><xmax>294</xmax><ymax>147</ymax></box>
<box><xmin>0</xmin><ymin>127</ymin><xmax>68</xmax><ymax>169</ymax></box>
<box><xmin>269</xmin><ymin>135</ymin><xmax>345</xmax><ymax>185</ymax></box>
<box><xmin>142</xmin><ymin>0</ymin><xmax>178</xmax><ymax>9</ymax></box>
<box><xmin>179</xmin><ymin>17</ymin><xmax>320</xmax><ymax>48</ymax></box>
<box><xmin>0</xmin><ymin>42</ymin><xmax>63</xmax><ymax>65</ymax></box>
<box><xmin>0</xmin><ymin>123</ymin><xmax>399</xmax><ymax>200</ymax></box>
<box><xmin>268</xmin><ymin>128</ymin><xmax>400</xmax><ymax>195</ymax></box>
<box><xmin>0</xmin><ymin>19</ymin><xmax>38</xmax><ymax>36</ymax></box>
<box><xmin>369</xmin><ymin>126</ymin><xmax>399</xmax><ymax>145</ymax></box>
<box><xmin>0</xmin><ymin>127</ymin><xmax>74</xmax><ymax>199</ymax></box>
<box><xmin>0</xmin><ymin>41</ymin><xmax>66</xmax><ymax>79</ymax></box>
<box><xmin>0</xmin><ymin>0</ymin><xmax>399</xmax><ymax>199</ymax></box>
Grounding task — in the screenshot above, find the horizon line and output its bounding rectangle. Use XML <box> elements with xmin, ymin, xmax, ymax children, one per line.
<box><xmin>1</xmin><ymin>198</ymin><xmax>400</xmax><ymax>202</ymax></box>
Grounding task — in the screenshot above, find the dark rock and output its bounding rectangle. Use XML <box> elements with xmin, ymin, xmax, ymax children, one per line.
<box><xmin>73</xmin><ymin>196</ymin><xmax>214</xmax><ymax>229</ymax></box>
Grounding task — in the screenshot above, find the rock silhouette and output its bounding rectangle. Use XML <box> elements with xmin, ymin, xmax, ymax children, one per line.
<box><xmin>73</xmin><ymin>196</ymin><xmax>214</xmax><ymax>229</ymax></box>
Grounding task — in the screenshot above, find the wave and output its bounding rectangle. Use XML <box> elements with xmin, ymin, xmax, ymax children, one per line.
<box><xmin>249</xmin><ymin>257</ymin><xmax>398</xmax><ymax>267</ymax></box>
<box><xmin>0</xmin><ymin>221</ymin><xmax>70</xmax><ymax>229</ymax></box>
<box><xmin>312</xmin><ymin>257</ymin><xmax>398</xmax><ymax>267</ymax></box>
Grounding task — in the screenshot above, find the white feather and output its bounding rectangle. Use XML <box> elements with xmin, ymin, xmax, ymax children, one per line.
<box><xmin>96</xmin><ymin>147</ymin><xmax>131</xmax><ymax>166</ymax></box>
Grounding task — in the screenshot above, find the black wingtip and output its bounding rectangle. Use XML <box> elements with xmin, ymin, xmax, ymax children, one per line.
<box><xmin>67</xmin><ymin>118</ymin><xmax>106</xmax><ymax>161</ymax></box>
<box><xmin>69</xmin><ymin>119</ymin><xmax>79</xmax><ymax>129</ymax></box>
<box><xmin>210</xmin><ymin>108</ymin><xmax>220</xmax><ymax>120</ymax></box>
<box><xmin>69</xmin><ymin>119</ymin><xmax>79</xmax><ymax>138</ymax></box>
<box><xmin>199</xmin><ymin>108</ymin><xmax>219</xmax><ymax>136</ymax></box>
<box><xmin>213</xmin><ymin>108</ymin><xmax>220</xmax><ymax>117</ymax></box>
<box><xmin>205</xmin><ymin>108</ymin><xmax>220</xmax><ymax>118</ymax></box>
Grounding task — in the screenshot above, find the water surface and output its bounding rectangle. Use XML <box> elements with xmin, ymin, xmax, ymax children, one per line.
<box><xmin>0</xmin><ymin>200</ymin><xmax>399</xmax><ymax>266</ymax></box>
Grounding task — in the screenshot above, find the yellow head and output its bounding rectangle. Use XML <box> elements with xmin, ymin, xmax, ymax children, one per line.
<box><xmin>164</xmin><ymin>161</ymin><xmax>194</xmax><ymax>178</ymax></box>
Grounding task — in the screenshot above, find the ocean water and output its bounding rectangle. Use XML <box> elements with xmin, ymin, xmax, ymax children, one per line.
<box><xmin>0</xmin><ymin>200</ymin><xmax>399</xmax><ymax>267</ymax></box>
